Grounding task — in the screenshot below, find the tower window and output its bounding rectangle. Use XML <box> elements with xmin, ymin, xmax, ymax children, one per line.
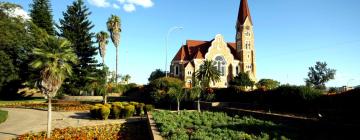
<box><xmin>245</xmin><ymin>31</ymin><xmax>251</xmax><ymax>37</ymax></box>
<box><xmin>215</xmin><ymin>56</ymin><xmax>226</xmax><ymax>76</ymax></box>
<box><xmin>245</xmin><ymin>40</ymin><xmax>250</xmax><ymax>49</ymax></box>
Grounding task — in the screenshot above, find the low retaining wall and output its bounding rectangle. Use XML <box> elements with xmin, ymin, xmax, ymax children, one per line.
<box><xmin>62</xmin><ymin>96</ymin><xmax>103</xmax><ymax>102</ymax></box>
<box><xmin>146</xmin><ymin>112</ymin><xmax>163</xmax><ymax>140</ymax></box>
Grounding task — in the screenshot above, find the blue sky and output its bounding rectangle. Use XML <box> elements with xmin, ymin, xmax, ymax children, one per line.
<box><xmin>8</xmin><ymin>0</ymin><xmax>360</xmax><ymax>87</ymax></box>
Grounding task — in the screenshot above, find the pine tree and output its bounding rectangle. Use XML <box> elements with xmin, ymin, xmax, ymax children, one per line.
<box><xmin>29</xmin><ymin>0</ymin><xmax>55</xmax><ymax>35</ymax></box>
<box><xmin>57</xmin><ymin>0</ymin><xmax>98</xmax><ymax>94</ymax></box>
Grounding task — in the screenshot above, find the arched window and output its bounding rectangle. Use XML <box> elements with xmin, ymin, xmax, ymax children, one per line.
<box><xmin>215</xmin><ymin>56</ymin><xmax>226</xmax><ymax>76</ymax></box>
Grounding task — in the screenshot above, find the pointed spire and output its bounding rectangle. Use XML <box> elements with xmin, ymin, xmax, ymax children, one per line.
<box><xmin>237</xmin><ymin>0</ymin><xmax>252</xmax><ymax>28</ymax></box>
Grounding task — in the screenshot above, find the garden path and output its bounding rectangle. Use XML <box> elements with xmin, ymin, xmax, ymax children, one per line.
<box><xmin>0</xmin><ymin>108</ymin><xmax>125</xmax><ymax>140</ymax></box>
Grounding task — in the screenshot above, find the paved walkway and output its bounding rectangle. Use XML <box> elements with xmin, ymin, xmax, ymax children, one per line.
<box><xmin>0</xmin><ymin>108</ymin><xmax>125</xmax><ymax>140</ymax></box>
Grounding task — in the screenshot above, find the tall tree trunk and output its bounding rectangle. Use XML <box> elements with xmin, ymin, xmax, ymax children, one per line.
<box><xmin>103</xmin><ymin>94</ymin><xmax>107</xmax><ymax>104</ymax></box>
<box><xmin>115</xmin><ymin>47</ymin><xmax>118</xmax><ymax>83</ymax></box>
<box><xmin>47</xmin><ymin>96</ymin><xmax>52</xmax><ymax>138</ymax></box>
<box><xmin>197</xmin><ymin>99</ymin><xmax>201</xmax><ymax>112</ymax></box>
<box><xmin>177</xmin><ymin>99</ymin><xmax>180</xmax><ymax>115</ymax></box>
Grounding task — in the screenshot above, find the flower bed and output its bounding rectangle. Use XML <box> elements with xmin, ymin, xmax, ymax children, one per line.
<box><xmin>153</xmin><ymin>110</ymin><xmax>290</xmax><ymax>140</ymax></box>
<box><xmin>1</xmin><ymin>103</ymin><xmax>92</xmax><ymax>111</ymax></box>
<box><xmin>16</xmin><ymin>124</ymin><xmax>122</xmax><ymax>140</ymax></box>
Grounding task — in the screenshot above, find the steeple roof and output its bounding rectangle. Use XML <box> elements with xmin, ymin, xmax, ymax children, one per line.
<box><xmin>237</xmin><ymin>0</ymin><xmax>252</xmax><ymax>28</ymax></box>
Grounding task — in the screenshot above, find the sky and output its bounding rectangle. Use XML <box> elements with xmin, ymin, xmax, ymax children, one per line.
<box><xmin>6</xmin><ymin>0</ymin><xmax>360</xmax><ymax>87</ymax></box>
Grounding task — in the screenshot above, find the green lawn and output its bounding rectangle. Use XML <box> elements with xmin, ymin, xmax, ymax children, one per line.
<box><xmin>0</xmin><ymin>109</ymin><xmax>8</xmax><ymax>124</ymax></box>
<box><xmin>152</xmin><ymin>110</ymin><xmax>291</xmax><ymax>140</ymax></box>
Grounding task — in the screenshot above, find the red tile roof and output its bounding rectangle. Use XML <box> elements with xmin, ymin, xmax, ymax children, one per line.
<box><xmin>172</xmin><ymin>40</ymin><xmax>240</xmax><ymax>62</ymax></box>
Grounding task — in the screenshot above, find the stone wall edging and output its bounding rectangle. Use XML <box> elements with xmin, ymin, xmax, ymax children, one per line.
<box><xmin>146</xmin><ymin>112</ymin><xmax>163</xmax><ymax>140</ymax></box>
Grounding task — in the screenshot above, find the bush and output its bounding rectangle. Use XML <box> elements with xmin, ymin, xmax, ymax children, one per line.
<box><xmin>90</xmin><ymin>106</ymin><xmax>100</xmax><ymax>119</ymax></box>
<box><xmin>123</xmin><ymin>105</ymin><xmax>135</xmax><ymax>118</ymax></box>
<box><xmin>111</xmin><ymin>102</ymin><xmax>123</xmax><ymax>119</ymax></box>
<box><xmin>100</xmin><ymin>106</ymin><xmax>110</xmax><ymax>120</ymax></box>
<box><xmin>145</xmin><ymin>104</ymin><xmax>154</xmax><ymax>114</ymax></box>
<box><xmin>89</xmin><ymin>102</ymin><xmax>146</xmax><ymax>119</ymax></box>
<box><xmin>135</xmin><ymin>103</ymin><xmax>145</xmax><ymax>115</ymax></box>
<box><xmin>0</xmin><ymin>109</ymin><xmax>8</xmax><ymax>124</ymax></box>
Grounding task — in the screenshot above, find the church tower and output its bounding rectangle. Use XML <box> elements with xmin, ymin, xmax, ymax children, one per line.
<box><xmin>236</xmin><ymin>0</ymin><xmax>256</xmax><ymax>80</ymax></box>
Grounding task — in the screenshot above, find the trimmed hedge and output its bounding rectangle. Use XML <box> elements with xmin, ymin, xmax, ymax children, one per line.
<box><xmin>89</xmin><ymin>102</ymin><xmax>150</xmax><ymax>120</ymax></box>
<box><xmin>0</xmin><ymin>109</ymin><xmax>8</xmax><ymax>124</ymax></box>
<box><xmin>213</xmin><ymin>85</ymin><xmax>323</xmax><ymax>114</ymax></box>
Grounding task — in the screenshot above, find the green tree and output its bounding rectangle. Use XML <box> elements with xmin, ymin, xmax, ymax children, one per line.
<box><xmin>107</xmin><ymin>15</ymin><xmax>121</xmax><ymax>83</ymax></box>
<box><xmin>122</xmin><ymin>74</ymin><xmax>131</xmax><ymax>84</ymax></box>
<box><xmin>149</xmin><ymin>77</ymin><xmax>184</xmax><ymax>107</ymax></box>
<box><xmin>256</xmin><ymin>79</ymin><xmax>280</xmax><ymax>90</ymax></box>
<box><xmin>148</xmin><ymin>69</ymin><xmax>165</xmax><ymax>82</ymax></box>
<box><xmin>29</xmin><ymin>0</ymin><xmax>55</xmax><ymax>35</ymax></box>
<box><xmin>96</xmin><ymin>31</ymin><xmax>109</xmax><ymax>65</ymax></box>
<box><xmin>195</xmin><ymin>60</ymin><xmax>221</xmax><ymax>88</ymax></box>
<box><xmin>30</xmin><ymin>36</ymin><xmax>78</xmax><ymax>138</ymax></box>
<box><xmin>230</xmin><ymin>72</ymin><xmax>255</xmax><ymax>90</ymax></box>
<box><xmin>0</xmin><ymin>2</ymin><xmax>48</xmax><ymax>98</ymax></box>
<box><xmin>305</xmin><ymin>61</ymin><xmax>336</xmax><ymax>90</ymax></box>
<box><xmin>57</xmin><ymin>0</ymin><xmax>98</xmax><ymax>95</ymax></box>
<box><xmin>168</xmin><ymin>86</ymin><xmax>184</xmax><ymax>114</ymax></box>
<box><xmin>189</xmin><ymin>86</ymin><xmax>202</xmax><ymax>112</ymax></box>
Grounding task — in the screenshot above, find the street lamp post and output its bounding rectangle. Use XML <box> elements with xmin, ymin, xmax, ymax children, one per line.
<box><xmin>165</xmin><ymin>26</ymin><xmax>183</xmax><ymax>77</ymax></box>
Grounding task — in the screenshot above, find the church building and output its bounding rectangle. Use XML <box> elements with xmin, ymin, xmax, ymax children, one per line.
<box><xmin>170</xmin><ymin>0</ymin><xmax>256</xmax><ymax>88</ymax></box>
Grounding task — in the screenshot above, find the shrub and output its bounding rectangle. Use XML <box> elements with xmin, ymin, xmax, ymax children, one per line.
<box><xmin>135</xmin><ymin>103</ymin><xmax>145</xmax><ymax>116</ymax></box>
<box><xmin>145</xmin><ymin>104</ymin><xmax>154</xmax><ymax>114</ymax></box>
<box><xmin>130</xmin><ymin>101</ymin><xmax>139</xmax><ymax>106</ymax></box>
<box><xmin>100</xmin><ymin>106</ymin><xmax>110</xmax><ymax>120</ymax></box>
<box><xmin>104</xmin><ymin>103</ymin><xmax>112</xmax><ymax>109</ymax></box>
<box><xmin>90</xmin><ymin>106</ymin><xmax>100</xmax><ymax>119</ymax></box>
<box><xmin>0</xmin><ymin>109</ymin><xmax>8</xmax><ymax>124</ymax></box>
<box><xmin>111</xmin><ymin>103</ymin><xmax>123</xmax><ymax>119</ymax></box>
<box><xmin>123</xmin><ymin>105</ymin><xmax>135</xmax><ymax>118</ymax></box>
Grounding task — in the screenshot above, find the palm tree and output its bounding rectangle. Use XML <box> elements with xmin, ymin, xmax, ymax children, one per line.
<box><xmin>195</xmin><ymin>60</ymin><xmax>220</xmax><ymax>112</ymax></box>
<box><xmin>107</xmin><ymin>15</ymin><xmax>121</xmax><ymax>83</ymax></box>
<box><xmin>122</xmin><ymin>74</ymin><xmax>131</xmax><ymax>84</ymax></box>
<box><xmin>96</xmin><ymin>31</ymin><xmax>109</xmax><ymax>65</ymax></box>
<box><xmin>196</xmin><ymin>60</ymin><xmax>221</xmax><ymax>88</ymax></box>
<box><xmin>30</xmin><ymin>36</ymin><xmax>78</xmax><ymax>138</ymax></box>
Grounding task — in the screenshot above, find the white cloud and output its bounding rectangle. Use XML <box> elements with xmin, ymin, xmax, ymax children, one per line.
<box><xmin>117</xmin><ymin>0</ymin><xmax>126</xmax><ymax>4</ymax></box>
<box><xmin>126</xmin><ymin>0</ymin><xmax>154</xmax><ymax>8</ymax></box>
<box><xmin>88</xmin><ymin>0</ymin><xmax>110</xmax><ymax>7</ymax></box>
<box><xmin>113</xmin><ymin>3</ymin><xmax>120</xmax><ymax>9</ymax></box>
<box><xmin>87</xmin><ymin>0</ymin><xmax>154</xmax><ymax>12</ymax></box>
<box><xmin>123</xmin><ymin>3</ymin><xmax>136</xmax><ymax>12</ymax></box>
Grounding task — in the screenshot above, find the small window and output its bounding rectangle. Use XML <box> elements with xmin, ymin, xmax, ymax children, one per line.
<box><xmin>175</xmin><ymin>66</ymin><xmax>179</xmax><ymax>75</ymax></box>
<box><xmin>236</xmin><ymin>66</ymin><xmax>239</xmax><ymax>74</ymax></box>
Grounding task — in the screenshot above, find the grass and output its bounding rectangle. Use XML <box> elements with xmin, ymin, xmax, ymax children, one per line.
<box><xmin>152</xmin><ymin>110</ymin><xmax>291</xmax><ymax>140</ymax></box>
<box><xmin>0</xmin><ymin>109</ymin><xmax>8</xmax><ymax>124</ymax></box>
